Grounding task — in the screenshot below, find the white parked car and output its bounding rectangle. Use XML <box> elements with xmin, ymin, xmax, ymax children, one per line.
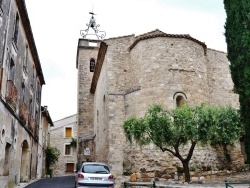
<box><xmin>75</xmin><ymin>162</ymin><xmax>115</xmax><ymax>188</ymax></box>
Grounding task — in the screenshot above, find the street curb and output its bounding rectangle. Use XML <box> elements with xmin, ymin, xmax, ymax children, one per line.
<box><xmin>16</xmin><ymin>179</ymin><xmax>38</xmax><ymax>188</ymax></box>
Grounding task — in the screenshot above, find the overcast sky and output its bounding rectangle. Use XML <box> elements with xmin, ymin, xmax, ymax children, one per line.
<box><xmin>25</xmin><ymin>0</ymin><xmax>227</xmax><ymax>121</ymax></box>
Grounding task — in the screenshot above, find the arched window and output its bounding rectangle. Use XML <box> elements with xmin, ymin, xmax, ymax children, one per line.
<box><xmin>90</xmin><ymin>58</ymin><xmax>95</xmax><ymax>72</ymax></box>
<box><xmin>173</xmin><ymin>92</ymin><xmax>187</xmax><ymax>107</ymax></box>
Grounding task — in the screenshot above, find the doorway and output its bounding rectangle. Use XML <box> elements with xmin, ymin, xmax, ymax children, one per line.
<box><xmin>20</xmin><ymin>140</ymin><xmax>29</xmax><ymax>182</ymax></box>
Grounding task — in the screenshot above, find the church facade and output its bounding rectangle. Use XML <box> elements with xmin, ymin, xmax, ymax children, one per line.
<box><xmin>76</xmin><ymin>29</ymin><xmax>244</xmax><ymax>180</ymax></box>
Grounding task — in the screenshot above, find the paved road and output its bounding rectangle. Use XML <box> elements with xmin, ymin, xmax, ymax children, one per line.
<box><xmin>25</xmin><ymin>176</ymin><xmax>75</xmax><ymax>188</ymax></box>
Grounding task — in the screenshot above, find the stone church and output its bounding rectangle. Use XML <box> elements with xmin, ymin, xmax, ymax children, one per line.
<box><xmin>76</xmin><ymin>28</ymin><xmax>244</xmax><ymax>181</ymax></box>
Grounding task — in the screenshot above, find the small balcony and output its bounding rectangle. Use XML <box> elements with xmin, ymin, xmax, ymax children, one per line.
<box><xmin>5</xmin><ymin>80</ymin><xmax>18</xmax><ymax>110</ymax></box>
<box><xmin>19</xmin><ymin>103</ymin><xmax>28</xmax><ymax>124</ymax></box>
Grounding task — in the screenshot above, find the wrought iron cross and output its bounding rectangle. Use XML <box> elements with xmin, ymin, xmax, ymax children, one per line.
<box><xmin>80</xmin><ymin>12</ymin><xmax>106</xmax><ymax>40</ymax></box>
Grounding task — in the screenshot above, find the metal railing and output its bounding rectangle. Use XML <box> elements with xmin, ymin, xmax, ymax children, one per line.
<box><xmin>225</xmin><ymin>181</ymin><xmax>250</xmax><ymax>188</ymax></box>
<box><xmin>124</xmin><ymin>181</ymin><xmax>156</xmax><ymax>188</ymax></box>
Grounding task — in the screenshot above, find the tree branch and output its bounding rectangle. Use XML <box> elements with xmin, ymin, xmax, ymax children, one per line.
<box><xmin>185</xmin><ymin>141</ymin><xmax>196</xmax><ymax>162</ymax></box>
<box><xmin>160</xmin><ymin>146</ymin><xmax>176</xmax><ymax>156</ymax></box>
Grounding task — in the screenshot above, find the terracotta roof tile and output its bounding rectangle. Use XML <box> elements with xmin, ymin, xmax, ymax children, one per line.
<box><xmin>135</xmin><ymin>29</ymin><xmax>166</xmax><ymax>38</ymax></box>
<box><xmin>128</xmin><ymin>29</ymin><xmax>207</xmax><ymax>55</ymax></box>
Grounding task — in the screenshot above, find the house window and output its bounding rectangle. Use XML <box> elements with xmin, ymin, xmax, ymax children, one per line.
<box><xmin>29</xmin><ymin>99</ymin><xmax>33</xmax><ymax>115</ymax></box>
<box><xmin>36</xmin><ymin>83</ymin><xmax>41</xmax><ymax>103</ymax></box>
<box><xmin>90</xmin><ymin>58</ymin><xmax>95</xmax><ymax>72</ymax></box>
<box><xmin>66</xmin><ymin>163</ymin><xmax>74</xmax><ymax>173</ymax></box>
<box><xmin>8</xmin><ymin>58</ymin><xmax>15</xmax><ymax>81</ymax></box>
<box><xmin>23</xmin><ymin>45</ymin><xmax>28</xmax><ymax>73</ymax></box>
<box><xmin>35</xmin><ymin>110</ymin><xmax>39</xmax><ymax>126</ymax></box>
<box><xmin>13</xmin><ymin>14</ymin><xmax>19</xmax><ymax>45</ymax></box>
<box><xmin>65</xmin><ymin>127</ymin><xmax>72</xmax><ymax>138</ymax></box>
<box><xmin>65</xmin><ymin>144</ymin><xmax>71</xmax><ymax>155</ymax></box>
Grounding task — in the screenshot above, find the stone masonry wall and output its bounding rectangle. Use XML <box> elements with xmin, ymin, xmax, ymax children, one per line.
<box><xmin>93</xmin><ymin>36</ymin><xmax>134</xmax><ymax>176</ymax></box>
<box><xmin>94</xmin><ymin>57</ymin><xmax>109</xmax><ymax>163</ymax></box>
<box><xmin>77</xmin><ymin>39</ymin><xmax>100</xmax><ymax>162</ymax></box>
<box><xmin>128</xmin><ymin>37</ymin><xmax>209</xmax><ymax>114</ymax></box>
<box><xmin>123</xmin><ymin>142</ymin><xmax>244</xmax><ymax>178</ymax></box>
<box><xmin>206</xmin><ymin>49</ymin><xmax>239</xmax><ymax>108</ymax></box>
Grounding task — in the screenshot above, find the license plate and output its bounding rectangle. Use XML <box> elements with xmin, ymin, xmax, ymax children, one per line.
<box><xmin>90</xmin><ymin>177</ymin><xmax>102</xmax><ymax>180</ymax></box>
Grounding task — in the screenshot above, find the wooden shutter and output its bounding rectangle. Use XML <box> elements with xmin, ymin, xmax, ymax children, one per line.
<box><xmin>65</xmin><ymin>127</ymin><xmax>72</xmax><ymax>137</ymax></box>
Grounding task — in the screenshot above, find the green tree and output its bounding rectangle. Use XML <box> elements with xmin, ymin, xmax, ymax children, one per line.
<box><xmin>46</xmin><ymin>146</ymin><xmax>60</xmax><ymax>177</ymax></box>
<box><xmin>224</xmin><ymin>0</ymin><xmax>250</xmax><ymax>163</ymax></box>
<box><xmin>123</xmin><ymin>104</ymin><xmax>242</xmax><ymax>182</ymax></box>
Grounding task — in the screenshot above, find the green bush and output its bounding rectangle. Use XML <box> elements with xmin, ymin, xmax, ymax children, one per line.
<box><xmin>46</xmin><ymin>146</ymin><xmax>60</xmax><ymax>176</ymax></box>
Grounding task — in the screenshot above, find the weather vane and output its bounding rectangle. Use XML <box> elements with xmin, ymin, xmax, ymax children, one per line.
<box><xmin>80</xmin><ymin>12</ymin><xmax>106</xmax><ymax>40</ymax></box>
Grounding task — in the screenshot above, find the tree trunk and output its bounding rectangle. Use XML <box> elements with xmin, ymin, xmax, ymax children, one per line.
<box><xmin>182</xmin><ymin>160</ymin><xmax>191</xmax><ymax>182</ymax></box>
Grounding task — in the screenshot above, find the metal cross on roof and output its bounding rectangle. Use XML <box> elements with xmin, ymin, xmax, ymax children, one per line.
<box><xmin>80</xmin><ymin>12</ymin><xmax>106</xmax><ymax>40</ymax></box>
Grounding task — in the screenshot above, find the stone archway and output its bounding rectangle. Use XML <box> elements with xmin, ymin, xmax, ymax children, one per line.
<box><xmin>20</xmin><ymin>140</ymin><xmax>29</xmax><ymax>182</ymax></box>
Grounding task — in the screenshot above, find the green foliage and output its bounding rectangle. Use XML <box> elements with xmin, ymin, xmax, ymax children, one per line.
<box><xmin>123</xmin><ymin>103</ymin><xmax>243</xmax><ymax>182</ymax></box>
<box><xmin>123</xmin><ymin>103</ymin><xmax>242</xmax><ymax>149</ymax></box>
<box><xmin>172</xmin><ymin>104</ymin><xmax>216</xmax><ymax>145</ymax></box>
<box><xmin>210</xmin><ymin>106</ymin><xmax>242</xmax><ymax>145</ymax></box>
<box><xmin>70</xmin><ymin>137</ymin><xmax>77</xmax><ymax>147</ymax></box>
<box><xmin>46</xmin><ymin>146</ymin><xmax>60</xmax><ymax>176</ymax></box>
<box><xmin>224</xmin><ymin>0</ymin><xmax>250</xmax><ymax>162</ymax></box>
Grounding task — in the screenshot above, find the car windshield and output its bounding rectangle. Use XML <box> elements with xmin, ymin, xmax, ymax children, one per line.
<box><xmin>82</xmin><ymin>164</ymin><xmax>110</xmax><ymax>174</ymax></box>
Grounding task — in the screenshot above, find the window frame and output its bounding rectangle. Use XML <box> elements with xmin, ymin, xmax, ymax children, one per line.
<box><xmin>64</xmin><ymin>144</ymin><xmax>71</xmax><ymax>156</ymax></box>
<box><xmin>173</xmin><ymin>92</ymin><xmax>187</xmax><ymax>107</ymax></box>
<box><xmin>13</xmin><ymin>13</ymin><xmax>19</xmax><ymax>45</ymax></box>
<box><xmin>89</xmin><ymin>58</ymin><xmax>95</xmax><ymax>72</ymax></box>
<box><xmin>64</xmin><ymin>127</ymin><xmax>73</xmax><ymax>138</ymax></box>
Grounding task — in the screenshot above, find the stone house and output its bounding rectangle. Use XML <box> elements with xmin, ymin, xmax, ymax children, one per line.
<box><xmin>50</xmin><ymin>114</ymin><xmax>77</xmax><ymax>176</ymax></box>
<box><xmin>76</xmin><ymin>29</ymin><xmax>244</xmax><ymax>181</ymax></box>
<box><xmin>0</xmin><ymin>0</ymin><xmax>50</xmax><ymax>187</ymax></box>
<box><xmin>36</xmin><ymin>106</ymin><xmax>54</xmax><ymax>179</ymax></box>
